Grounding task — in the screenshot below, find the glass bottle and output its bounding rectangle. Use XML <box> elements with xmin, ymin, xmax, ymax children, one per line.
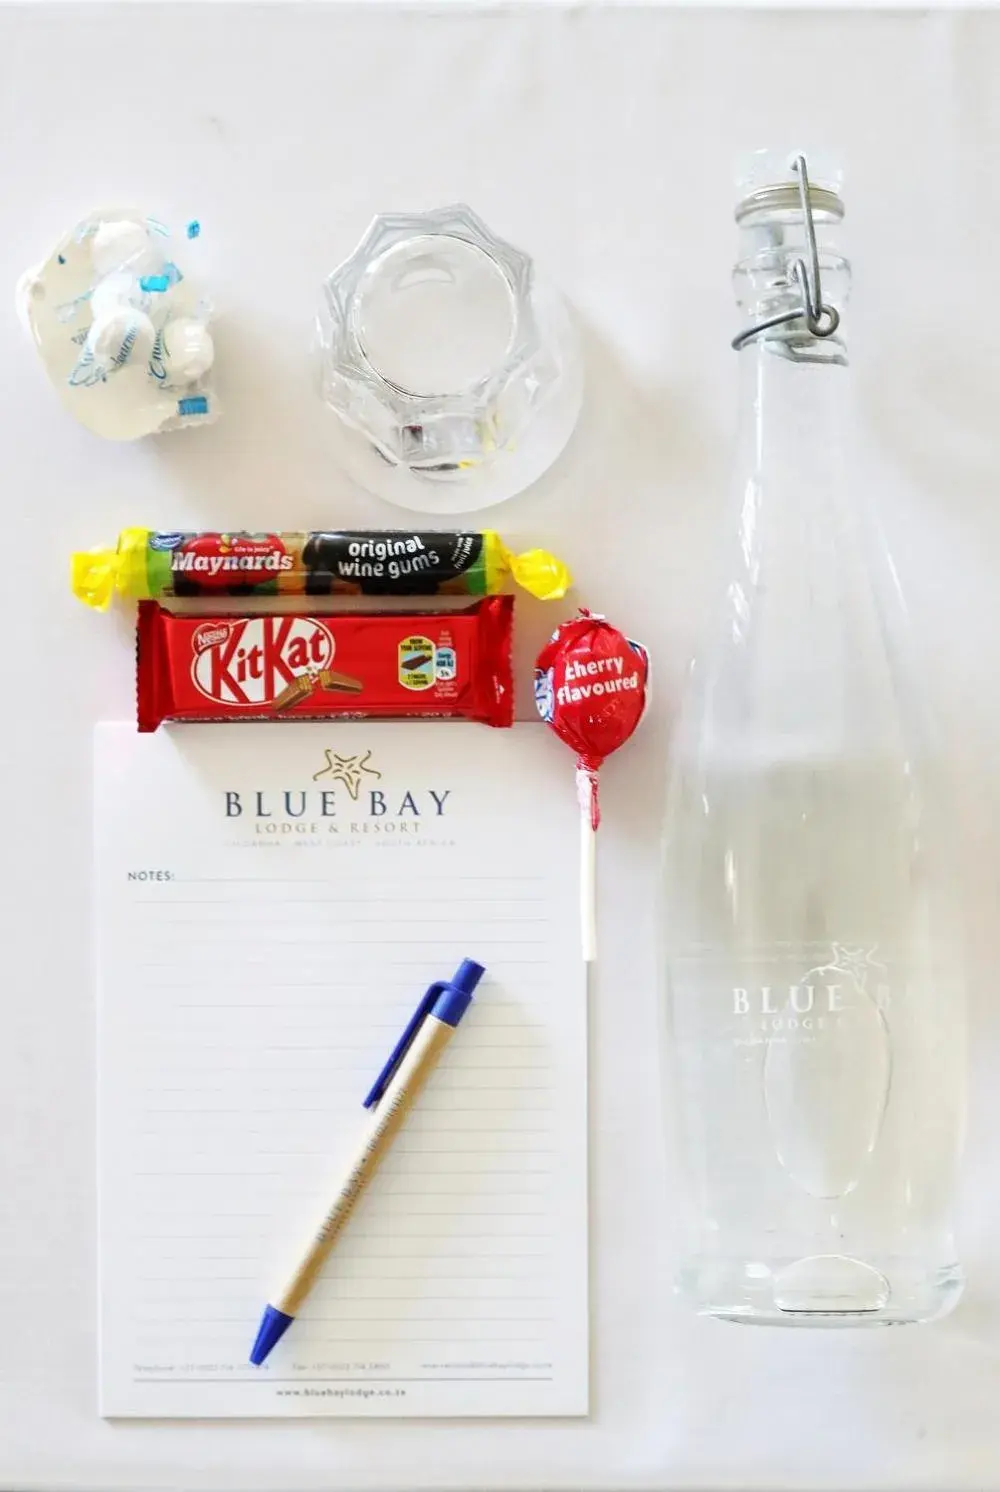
<box><xmin>660</xmin><ymin>154</ymin><xmax>965</xmax><ymax>1326</ymax></box>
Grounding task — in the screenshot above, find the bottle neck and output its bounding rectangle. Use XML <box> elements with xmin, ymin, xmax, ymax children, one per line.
<box><xmin>718</xmin><ymin>331</ymin><xmax>865</xmax><ymax>753</ymax></box>
<box><xmin>732</xmin><ymin>188</ymin><xmax>852</xmax><ymax>534</ymax></box>
<box><xmin>736</xmin><ymin>332</ymin><xmax>850</xmax><ymax>515</ymax></box>
<box><xmin>732</xmin><ymin>191</ymin><xmax>850</xmax><ymax>363</ymax></box>
<box><xmin>686</xmin><ymin>168</ymin><xmax>910</xmax><ymax>761</ymax></box>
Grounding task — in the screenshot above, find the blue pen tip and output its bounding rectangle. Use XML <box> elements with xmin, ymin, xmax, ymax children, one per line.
<box><xmin>250</xmin><ymin>1304</ymin><xmax>294</xmax><ymax>1366</ymax></box>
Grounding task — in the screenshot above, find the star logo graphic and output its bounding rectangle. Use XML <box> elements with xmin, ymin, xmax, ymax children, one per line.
<box><xmin>312</xmin><ymin>748</ymin><xmax>382</xmax><ymax>801</ymax></box>
<box><xmin>803</xmin><ymin>943</ymin><xmax>886</xmax><ymax>994</ymax></box>
<box><xmin>829</xmin><ymin>944</ymin><xmax>886</xmax><ymax>992</ymax></box>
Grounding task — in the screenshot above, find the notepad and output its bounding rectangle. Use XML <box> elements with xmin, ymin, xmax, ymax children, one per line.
<box><xmin>95</xmin><ymin>722</ymin><xmax>588</xmax><ymax>1418</ymax></box>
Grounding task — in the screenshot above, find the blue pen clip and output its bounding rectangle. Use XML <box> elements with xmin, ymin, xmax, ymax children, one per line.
<box><xmin>363</xmin><ymin>959</ymin><xmax>485</xmax><ymax>1110</ymax></box>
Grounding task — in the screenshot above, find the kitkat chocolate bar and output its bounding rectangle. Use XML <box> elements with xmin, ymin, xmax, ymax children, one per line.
<box><xmin>135</xmin><ymin>598</ymin><xmax>514</xmax><ymax>732</ymax></box>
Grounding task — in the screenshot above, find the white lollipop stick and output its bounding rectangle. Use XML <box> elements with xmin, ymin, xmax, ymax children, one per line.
<box><xmin>576</xmin><ymin>766</ymin><xmax>599</xmax><ymax>963</ymax></box>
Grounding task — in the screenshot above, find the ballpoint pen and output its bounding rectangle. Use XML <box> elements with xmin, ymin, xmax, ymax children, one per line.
<box><xmin>250</xmin><ymin>957</ymin><xmax>485</xmax><ymax>1366</ymax></box>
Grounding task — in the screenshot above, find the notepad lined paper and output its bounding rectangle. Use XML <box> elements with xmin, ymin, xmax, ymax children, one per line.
<box><xmin>95</xmin><ymin>723</ymin><xmax>588</xmax><ymax>1418</ymax></box>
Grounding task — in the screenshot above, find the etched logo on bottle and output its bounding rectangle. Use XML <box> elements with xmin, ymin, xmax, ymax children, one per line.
<box><xmin>733</xmin><ymin>944</ymin><xmax>890</xmax><ymax>1045</ymax></box>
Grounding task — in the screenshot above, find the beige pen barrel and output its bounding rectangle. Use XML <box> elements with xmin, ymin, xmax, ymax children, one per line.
<box><xmin>272</xmin><ymin>1013</ymin><xmax>456</xmax><ymax>1317</ymax></box>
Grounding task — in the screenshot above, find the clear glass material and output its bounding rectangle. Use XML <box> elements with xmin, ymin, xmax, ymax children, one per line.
<box><xmin>316</xmin><ymin>205</ymin><xmax>582</xmax><ymax>514</ymax></box>
<box><xmin>660</xmin><ymin>164</ymin><xmax>965</xmax><ymax>1327</ymax></box>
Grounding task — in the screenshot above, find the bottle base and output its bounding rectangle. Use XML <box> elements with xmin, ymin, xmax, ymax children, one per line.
<box><xmin>678</xmin><ymin>1256</ymin><xmax>963</xmax><ymax>1327</ymax></box>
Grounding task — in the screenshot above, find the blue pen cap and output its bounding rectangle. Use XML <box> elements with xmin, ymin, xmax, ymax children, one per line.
<box><xmin>432</xmin><ymin>959</ymin><xmax>485</xmax><ymax>1027</ymax></box>
<box><xmin>363</xmin><ymin>959</ymin><xmax>486</xmax><ymax>1108</ymax></box>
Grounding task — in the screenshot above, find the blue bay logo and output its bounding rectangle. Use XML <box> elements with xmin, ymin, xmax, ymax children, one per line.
<box><xmin>223</xmin><ymin>748</ymin><xmax>451</xmax><ymax>823</ymax></box>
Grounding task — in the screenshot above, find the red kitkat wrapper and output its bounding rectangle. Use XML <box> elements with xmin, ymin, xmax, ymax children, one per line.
<box><xmin>137</xmin><ymin>597</ymin><xmax>513</xmax><ymax>731</ymax></box>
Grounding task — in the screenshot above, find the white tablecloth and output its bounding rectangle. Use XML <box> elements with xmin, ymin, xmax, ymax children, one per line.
<box><xmin>3</xmin><ymin>5</ymin><xmax>1000</xmax><ymax>1488</ymax></box>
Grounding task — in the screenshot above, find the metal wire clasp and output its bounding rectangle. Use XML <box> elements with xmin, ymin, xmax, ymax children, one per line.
<box><xmin>731</xmin><ymin>154</ymin><xmax>841</xmax><ymax>352</ymax></box>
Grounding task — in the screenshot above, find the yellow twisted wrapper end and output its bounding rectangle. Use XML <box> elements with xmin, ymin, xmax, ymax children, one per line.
<box><xmin>489</xmin><ymin>535</ymin><xmax>572</xmax><ymax>601</ymax></box>
<box><xmin>71</xmin><ymin>547</ymin><xmax>119</xmax><ymax>610</ymax></box>
<box><xmin>71</xmin><ymin>527</ymin><xmax>152</xmax><ymax>608</ymax></box>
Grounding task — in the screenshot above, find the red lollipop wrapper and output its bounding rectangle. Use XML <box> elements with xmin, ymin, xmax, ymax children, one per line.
<box><xmin>535</xmin><ymin>609</ymin><xmax>650</xmax><ymax>959</ymax></box>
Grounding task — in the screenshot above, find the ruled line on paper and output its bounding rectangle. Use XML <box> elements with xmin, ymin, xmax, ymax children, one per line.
<box><xmin>132</xmin><ymin>1377</ymin><xmax>556</xmax><ymax>1385</ymax></box>
<box><xmin>135</xmin><ymin>896</ymin><xmax>547</xmax><ymax>906</ymax></box>
<box><xmin>178</xmin><ymin>875</ymin><xmax>548</xmax><ymax>885</ymax></box>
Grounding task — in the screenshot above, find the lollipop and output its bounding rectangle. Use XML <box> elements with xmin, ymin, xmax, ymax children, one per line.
<box><xmin>534</xmin><ymin>610</ymin><xmax>649</xmax><ymax>960</ymax></box>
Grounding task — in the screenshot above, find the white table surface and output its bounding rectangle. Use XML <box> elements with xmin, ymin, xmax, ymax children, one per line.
<box><xmin>4</xmin><ymin>5</ymin><xmax>1000</xmax><ymax>1488</ymax></box>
